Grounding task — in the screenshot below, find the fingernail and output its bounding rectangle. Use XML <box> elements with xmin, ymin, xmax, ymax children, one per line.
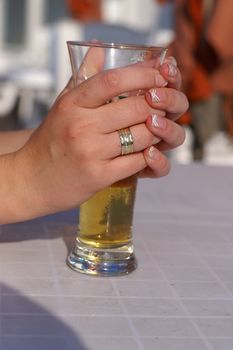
<box><xmin>155</xmin><ymin>74</ymin><xmax>167</xmax><ymax>87</ymax></box>
<box><xmin>153</xmin><ymin>136</ymin><xmax>161</xmax><ymax>144</ymax></box>
<box><xmin>168</xmin><ymin>63</ymin><xmax>177</xmax><ymax>77</ymax></box>
<box><xmin>152</xmin><ymin>114</ymin><xmax>167</xmax><ymax>129</ymax></box>
<box><xmin>149</xmin><ymin>88</ymin><xmax>166</xmax><ymax>103</ymax></box>
<box><xmin>166</xmin><ymin>56</ymin><xmax>177</xmax><ymax>66</ymax></box>
<box><xmin>148</xmin><ymin>146</ymin><xmax>160</xmax><ymax>160</ymax></box>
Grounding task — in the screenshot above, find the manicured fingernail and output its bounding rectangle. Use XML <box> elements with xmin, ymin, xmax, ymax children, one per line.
<box><xmin>155</xmin><ymin>74</ymin><xmax>167</xmax><ymax>87</ymax></box>
<box><xmin>149</xmin><ymin>88</ymin><xmax>166</xmax><ymax>103</ymax></box>
<box><xmin>168</xmin><ymin>63</ymin><xmax>177</xmax><ymax>77</ymax></box>
<box><xmin>153</xmin><ymin>136</ymin><xmax>161</xmax><ymax>144</ymax></box>
<box><xmin>166</xmin><ymin>56</ymin><xmax>177</xmax><ymax>66</ymax></box>
<box><xmin>152</xmin><ymin>114</ymin><xmax>167</xmax><ymax>129</ymax></box>
<box><xmin>148</xmin><ymin>146</ymin><xmax>160</xmax><ymax>160</ymax></box>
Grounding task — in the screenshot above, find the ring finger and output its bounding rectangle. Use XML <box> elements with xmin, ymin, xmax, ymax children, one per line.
<box><xmin>100</xmin><ymin>122</ymin><xmax>160</xmax><ymax>159</ymax></box>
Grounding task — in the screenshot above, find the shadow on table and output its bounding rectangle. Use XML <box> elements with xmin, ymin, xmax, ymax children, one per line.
<box><xmin>0</xmin><ymin>210</ymin><xmax>78</xmax><ymax>255</ymax></box>
<box><xmin>0</xmin><ymin>283</ymin><xmax>88</xmax><ymax>350</ymax></box>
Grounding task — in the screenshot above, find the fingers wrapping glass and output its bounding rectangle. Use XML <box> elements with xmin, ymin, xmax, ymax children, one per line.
<box><xmin>66</xmin><ymin>41</ymin><xmax>167</xmax><ymax>276</ymax></box>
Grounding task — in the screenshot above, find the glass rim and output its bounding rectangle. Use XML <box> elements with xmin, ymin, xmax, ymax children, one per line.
<box><xmin>67</xmin><ymin>40</ymin><xmax>167</xmax><ymax>52</ymax></box>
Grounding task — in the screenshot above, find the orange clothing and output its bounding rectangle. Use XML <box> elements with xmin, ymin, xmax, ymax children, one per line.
<box><xmin>174</xmin><ymin>0</ymin><xmax>213</xmax><ymax>102</ymax></box>
<box><xmin>66</xmin><ymin>0</ymin><xmax>102</xmax><ymax>22</ymax></box>
<box><xmin>173</xmin><ymin>0</ymin><xmax>233</xmax><ymax>129</ymax></box>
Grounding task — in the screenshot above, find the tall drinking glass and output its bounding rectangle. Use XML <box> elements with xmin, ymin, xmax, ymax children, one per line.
<box><xmin>66</xmin><ymin>41</ymin><xmax>167</xmax><ymax>276</ymax></box>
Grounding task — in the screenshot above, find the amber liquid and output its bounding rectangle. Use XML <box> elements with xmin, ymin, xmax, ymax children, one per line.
<box><xmin>78</xmin><ymin>175</ymin><xmax>137</xmax><ymax>249</ymax></box>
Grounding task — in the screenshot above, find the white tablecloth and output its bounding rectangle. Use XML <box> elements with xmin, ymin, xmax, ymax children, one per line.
<box><xmin>0</xmin><ymin>163</ymin><xmax>233</xmax><ymax>350</ymax></box>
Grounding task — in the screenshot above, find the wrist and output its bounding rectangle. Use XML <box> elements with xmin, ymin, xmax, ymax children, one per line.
<box><xmin>0</xmin><ymin>152</ymin><xmax>29</xmax><ymax>224</ymax></box>
<box><xmin>0</xmin><ymin>146</ymin><xmax>49</xmax><ymax>224</ymax></box>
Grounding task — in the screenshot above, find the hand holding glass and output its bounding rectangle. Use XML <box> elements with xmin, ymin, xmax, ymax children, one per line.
<box><xmin>66</xmin><ymin>41</ymin><xmax>167</xmax><ymax>276</ymax></box>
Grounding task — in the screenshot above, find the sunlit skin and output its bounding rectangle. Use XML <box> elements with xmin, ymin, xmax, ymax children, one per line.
<box><xmin>0</xmin><ymin>53</ymin><xmax>188</xmax><ymax>224</ymax></box>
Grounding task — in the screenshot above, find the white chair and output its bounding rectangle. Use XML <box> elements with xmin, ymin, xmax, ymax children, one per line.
<box><xmin>0</xmin><ymin>81</ymin><xmax>18</xmax><ymax>117</ymax></box>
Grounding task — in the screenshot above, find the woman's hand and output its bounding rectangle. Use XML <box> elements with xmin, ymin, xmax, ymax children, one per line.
<box><xmin>62</xmin><ymin>55</ymin><xmax>188</xmax><ymax>179</ymax></box>
<box><xmin>1</xmin><ymin>58</ymin><xmax>188</xmax><ymax>223</ymax></box>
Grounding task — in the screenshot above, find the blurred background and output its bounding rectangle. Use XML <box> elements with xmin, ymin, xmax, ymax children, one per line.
<box><xmin>0</xmin><ymin>0</ymin><xmax>232</xmax><ymax>165</ymax></box>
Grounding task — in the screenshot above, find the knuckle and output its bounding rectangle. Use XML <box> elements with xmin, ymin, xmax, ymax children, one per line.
<box><xmin>65</xmin><ymin>120</ymin><xmax>96</xmax><ymax>160</ymax></box>
<box><xmin>136</xmin><ymin>129</ymin><xmax>154</xmax><ymax>150</ymax></box>
<box><xmin>166</xmin><ymin>88</ymin><xmax>177</xmax><ymax>110</ymax></box>
<box><xmin>172</xmin><ymin>124</ymin><xmax>186</xmax><ymax>147</ymax></box>
<box><xmin>54</xmin><ymin>94</ymin><xmax>69</xmax><ymax>114</ymax></box>
<box><xmin>158</xmin><ymin>154</ymin><xmax>170</xmax><ymax>176</ymax></box>
<box><xmin>101</xmin><ymin>69</ymin><xmax>120</xmax><ymax>90</ymax></box>
<box><xmin>146</xmin><ymin>132</ymin><xmax>156</xmax><ymax>148</ymax></box>
<box><xmin>167</xmin><ymin>89</ymin><xmax>189</xmax><ymax>115</ymax></box>
<box><xmin>164</xmin><ymin>121</ymin><xmax>186</xmax><ymax>148</ymax></box>
<box><xmin>65</xmin><ymin>118</ymin><xmax>85</xmax><ymax>140</ymax></box>
<box><xmin>76</xmin><ymin>85</ymin><xmax>90</xmax><ymax>103</ymax></box>
<box><xmin>132</xmin><ymin>98</ymin><xmax>149</xmax><ymax>117</ymax></box>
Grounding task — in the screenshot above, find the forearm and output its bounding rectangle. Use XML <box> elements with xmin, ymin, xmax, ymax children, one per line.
<box><xmin>0</xmin><ymin>151</ymin><xmax>32</xmax><ymax>224</ymax></box>
<box><xmin>0</xmin><ymin>129</ymin><xmax>34</xmax><ymax>154</ymax></box>
<box><xmin>0</xmin><ymin>139</ymin><xmax>52</xmax><ymax>224</ymax></box>
<box><xmin>0</xmin><ymin>152</ymin><xmax>23</xmax><ymax>223</ymax></box>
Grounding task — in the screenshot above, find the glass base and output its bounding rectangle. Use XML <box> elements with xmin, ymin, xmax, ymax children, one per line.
<box><xmin>66</xmin><ymin>239</ymin><xmax>137</xmax><ymax>276</ymax></box>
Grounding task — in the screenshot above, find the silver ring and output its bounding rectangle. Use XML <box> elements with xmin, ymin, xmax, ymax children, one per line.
<box><xmin>118</xmin><ymin>128</ymin><xmax>134</xmax><ymax>155</ymax></box>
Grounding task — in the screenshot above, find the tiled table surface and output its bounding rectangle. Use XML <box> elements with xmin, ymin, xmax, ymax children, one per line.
<box><xmin>1</xmin><ymin>163</ymin><xmax>233</xmax><ymax>350</ymax></box>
